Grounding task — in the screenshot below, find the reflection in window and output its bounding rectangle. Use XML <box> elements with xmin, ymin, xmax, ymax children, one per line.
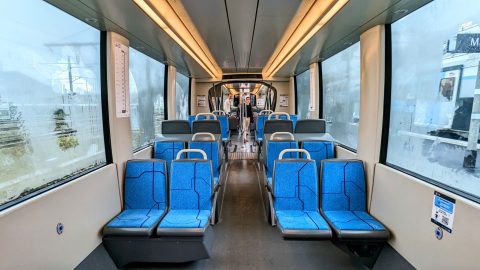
<box><xmin>388</xmin><ymin>0</ymin><xmax>480</xmax><ymax>200</ymax></box>
<box><xmin>295</xmin><ymin>69</ymin><xmax>310</xmax><ymax>119</ymax></box>
<box><xmin>176</xmin><ymin>72</ymin><xmax>190</xmax><ymax>120</ymax></box>
<box><xmin>0</xmin><ymin>0</ymin><xmax>105</xmax><ymax>207</ymax></box>
<box><xmin>322</xmin><ymin>42</ymin><xmax>361</xmax><ymax>150</ymax></box>
<box><xmin>129</xmin><ymin>48</ymin><xmax>165</xmax><ymax>151</ymax></box>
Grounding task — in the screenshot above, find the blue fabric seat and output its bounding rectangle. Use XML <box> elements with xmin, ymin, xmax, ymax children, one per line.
<box><xmin>157</xmin><ymin>157</ymin><xmax>213</xmax><ymax>236</ymax></box>
<box><xmin>103</xmin><ymin>160</ymin><xmax>167</xmax><ymax>237</ymax></box>
<box><xmin>320</xmin><ymin>160</ymin><xmax>389</xmax><ymax>240</ymax></box>
<box><xmin>256</xmin><ymin>115</ymin><xmax>269</xmax><ymax>143</ymax></box>
<box><xmin>301</xmin><ymin>141</ymin><xmax>334</xmax><ymax>169</ymax></box>
<box><xmin>216</xmin><ymin>115</ymin><xmax>230</xmax><ymax>142</ymax></box>
<box><xmin>188</xmin><ymin>140</ymin><xmax>221</xmax><ymax>186</ymax></box>
<box><xmin>265</xmin><ymin>140</ymin><xmax>298</xmax><ymax>186</ymax></box>
<box><xmin>153</xmin><ymin>141</ymin><xmax>185</xmax><ymax>168</ymax></box>
<box><xmin>272</xmin><ymin>153</ymin><xmax>331</xmax><ymax>238</ymax></box>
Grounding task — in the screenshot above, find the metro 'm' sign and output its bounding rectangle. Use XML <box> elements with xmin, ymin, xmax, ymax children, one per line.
<box><xmin>455</xmin><ymin>34</ymin><xmax>480</xmax><ymax>53</ymax></box>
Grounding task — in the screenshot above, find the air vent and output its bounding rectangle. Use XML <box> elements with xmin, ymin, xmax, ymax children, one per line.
<box><xmin>222</xmin><ymin>74</ymin><xmax>263</xmax><ymax>80</ymax></box>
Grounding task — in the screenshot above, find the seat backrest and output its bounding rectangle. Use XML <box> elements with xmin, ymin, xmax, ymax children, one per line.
<box><xmin>265</xmin><ymin>140</ymin><xmax>298</xmax><ymax>177</ymax></box>
<box><xmin>277</xmin><ymin>114</ymin><xmax>297</xmax><ymax>129</ymax></box>
<box><xmin>192</xmin><ymin>120</ymin><xmax>222</xmax><ymax>134</ymax></box>
<box><xmin>273</xmin><ymin>157</ymin><xmax>318</xmax><ymax>211</ymax></box>
<box><xmin>295</xmin><ymin>119</ymin><xmax>326</xmax><ymax>133</ymax></box>
<box><xmin>161</xmin><ymin>120</ymin><xmax>191</xmax><ymax>134</ymax></box>
<box><xmin>320</xmin><ymin>160</ymin><xmax>366</xmax><ymax>212</ymax></box>
<box><xmin>153</xmin><ymin>141</ymin><xmax>185</xmax><ymax>168</ymax></box>
<box><xmin>264</xmin><ymin>120</ymin><xmax>293</xmax><ymax>134</ymax></box>
<box><xmin>301</xmin><ymin>141</ymin><xmax>334</xmax><ymax>169</ymax></box>
<box><xmin>124</xmin><ymin>160</ymin><xmax>167</xmax><ymax>211</ymax></box>
<box><xmin>188</xmin><ymin>140</ymin><xmax>221</xmax><ymax>173</ymax></box>
<box><xmin>256</xmin><ymin>115</ymin><xmax>269</xmax><ymax>140</ymax></box>
<box><xmin>170</xmin><ymin>159</ymin><xmax>213</xmax><ymax>210</ymax></box>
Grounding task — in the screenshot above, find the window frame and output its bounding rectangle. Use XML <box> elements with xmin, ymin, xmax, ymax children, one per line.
<box><xmin>318</xmin><ymin>62</ymin><xmax>324</xmax><ymax>119</ymax></box>
<box><xmin>0</xmin><ymin>27</ymin><xmax>110</xmax><ymax>212</ymax></box>
<box><xmin>380</xmin><ymin>13</ymin><xmax>480</xmax><ymax>204</ymax></box>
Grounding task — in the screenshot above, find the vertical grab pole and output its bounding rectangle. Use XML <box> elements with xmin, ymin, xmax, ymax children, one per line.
<box><xmin>464</xmin><ymin>61</ymin><xmax>480</xmax><ymax>168</ymax></box>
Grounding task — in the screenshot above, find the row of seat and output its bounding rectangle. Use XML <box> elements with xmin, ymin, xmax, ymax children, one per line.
<box><xmin>263</xmin><ymin>133</ymin><xmax>335</xmax><ymax>186</ymax></box>
<box><xmin>104</xmin><ymin>155</ymin><xmax>216</xmax><ymax>237</ymax></box>
<box><xmin>268</xmin><ymin>152</ymin><xmax>389</xmax><ymax>242</ymax></box>
<box><xmin>153</xmin><ymin>133</ymin><xmax>223</xmax><ymax>186</ymax></box>
<box><xmin>187</xmin><ymin>113</ymin><xmax>230</xmax><ymax>142</ymax></box>
<box><xmin>102</xmin><ymin>152</ymin><xmax>218</xmax><ymax>266</ymax></box>
<box><xmin>256</xmin><ymin>114</ymin><xmax>326</xmax><ymax>144</ymax></box>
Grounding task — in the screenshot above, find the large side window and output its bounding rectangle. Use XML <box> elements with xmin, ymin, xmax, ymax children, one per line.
<box><xmin>387</xmin><ymin>0</ymin><xmax>480</xmax><ymax>201</ymax></box>
<box><xmin>0</xmin><ymin>0</ymin><xmax>105</xmax><ymax>208</ymax></box>
<box><xmin>322</xmin><ymin>42</ymin><xmax>361</xmax><ymax>150</ymax></box>
<box><xmin>129</xmin><ymin>48</ymin><xmax>165</xmax><ymax>151</ymax></box>
<box><xmin>176</xmin><ymin>72</ymin><xmax>190</xmax><ymax>120</ymax></box>
<box><xmin>295</xmin><ymin>69</ymin><xmax>310</xmax><ymax>119</ymax></box>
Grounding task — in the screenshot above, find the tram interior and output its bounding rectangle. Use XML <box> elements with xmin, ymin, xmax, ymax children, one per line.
<box><xmin>0</xmin><ymin>0</ymin><xmax>479</xmax><ymax>270</ymax></box>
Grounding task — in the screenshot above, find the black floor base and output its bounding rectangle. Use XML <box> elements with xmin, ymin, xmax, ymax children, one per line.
<box><xmin>102</xmin><ymin>227</ymin><xmax>214</xmax><ymax>268</ymax></box>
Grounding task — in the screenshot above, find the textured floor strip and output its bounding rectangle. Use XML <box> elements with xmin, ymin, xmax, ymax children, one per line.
<box><xmin>229</xmin><ymin>152</ymin><xmax>257</xmax><ymax>160</ymax></box>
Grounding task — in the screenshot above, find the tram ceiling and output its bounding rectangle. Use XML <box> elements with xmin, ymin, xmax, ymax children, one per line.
<box><xmin>47</xmin><ymin>0</ymin><xmax>432</xmax><ymax>79</ymax></box>
<box><xmin>181</xmin><ymin>0</ymin><xmax>302</xmax><ymax>74</ymax></box>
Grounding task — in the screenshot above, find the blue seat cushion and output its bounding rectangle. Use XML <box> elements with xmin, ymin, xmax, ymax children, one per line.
<box><xmin>267</xmin><ymin>176</ymin><xmax>272</xmax><ymax>187</ymax></box>
<box><xmin>322</xmin><ymin>211</ymin><xmax>388</xmax><ymax>239</ymax></box>
<box><xmin>214</xmin><ymin>176</ymin><xmax>219</xmax><ymax>186</ymax></box>
<box><xmin>276</xmin><ymin>210</ymin><xmax>330</xmax><ymax>230</ymax></box>
<box><xmin>323</xmin><ymin>210</ymin><xmax>389</xmax><ymax>239</ymax></box>
<box><xmin>275</xmin><ymin>210</ymin><xmax>332</xmax><ymax>238</ymax></box>
<box><xmin>323</xmin><ymin>211</ymin><xmax>386</xmax><ymax>231</ymax></box>
<box><xmin>103</xmin><ymin>209</ymin><xmax>164</xmax><ymax>236</ymax></box>
<box><xmin>159</xmin><ymin>210</ymin><xmax>210</xmax><ymax>229</ymax></box>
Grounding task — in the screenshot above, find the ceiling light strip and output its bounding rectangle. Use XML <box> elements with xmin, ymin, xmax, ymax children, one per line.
<box><xmin>164</xmin><ymin>0</ymin><xmax>221</xmax><ymax>74</ymax></box>
<box><xmin>133</xmin><ymin>0</ymin><xmax>222</xmax><ymax>79</ymax></box>
<box><xmin>262</xmin><ymin>0</ymin><xmax>349</xmax><ymax>79</ymax></box>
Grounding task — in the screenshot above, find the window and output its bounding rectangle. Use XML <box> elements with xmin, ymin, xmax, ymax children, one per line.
<box><xmin>0</xmin><ymin>0</ymin><xmax>105</xmax><ymax>208</ymax></box>
<box><xmin>129</xmin><ymin>48</ymin><xmax>165</xmax><ymax>151</ymax></box>
<box><xmin>295</xmin><ymin>69</ymin><xmax>310</xmax><ymax>119</ymax></box>
<box><xmin>175</xmin><ymin>72</ymin><xmax>190</xmax><ymax>120</ymax></box>
<box><xmin>387</xmin><ymin>0</ymin><xmax>480</xmax><ymax>201</ymax></box>
<box><xmin>322</xmin><ymin>42</ymin><xmax>361</xmax><ymax>150</ymax></box>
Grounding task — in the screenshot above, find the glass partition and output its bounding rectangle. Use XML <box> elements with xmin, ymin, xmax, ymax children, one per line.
<box><xmin>129</xmin><ymin>48</ymin><xmax>165</xmax><ymax>150</ymax></box>
<box><xmin>176</xmin><ymin>72</ymin><xmax>189</xmax><ymax>120</ymax></box>
<box><xmin>322</xmin><ymin>42</ymin><xmax>361</xmax><ymax>150</ymax></box>
<box><xmin>295</xmin><ymin>69</ymin><xmax>310</xmax><ymax>119</ymax></box>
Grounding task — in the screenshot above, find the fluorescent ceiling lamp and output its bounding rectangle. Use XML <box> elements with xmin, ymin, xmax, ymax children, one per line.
<box><xmin>262</xmin><ymin>0</ymin><xmax>349</xmax><ymax>79</ymax></box>
<box><xmin>133</xmin><ymin>0</ymin><xmax>222</xmax><ymax>79</ymax></box>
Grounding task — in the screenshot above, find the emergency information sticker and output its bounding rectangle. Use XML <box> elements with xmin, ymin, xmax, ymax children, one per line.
<box><xmin>431</xmin><ymin>191</ymin><xmax>455</xmax><ymax>233</ymax></box>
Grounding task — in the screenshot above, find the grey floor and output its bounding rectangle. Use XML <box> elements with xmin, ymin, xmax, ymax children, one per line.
<box><xmin>77</xmin><ymin>134</ymin><xmax>414</xmax><ymax>270</ymax></box>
